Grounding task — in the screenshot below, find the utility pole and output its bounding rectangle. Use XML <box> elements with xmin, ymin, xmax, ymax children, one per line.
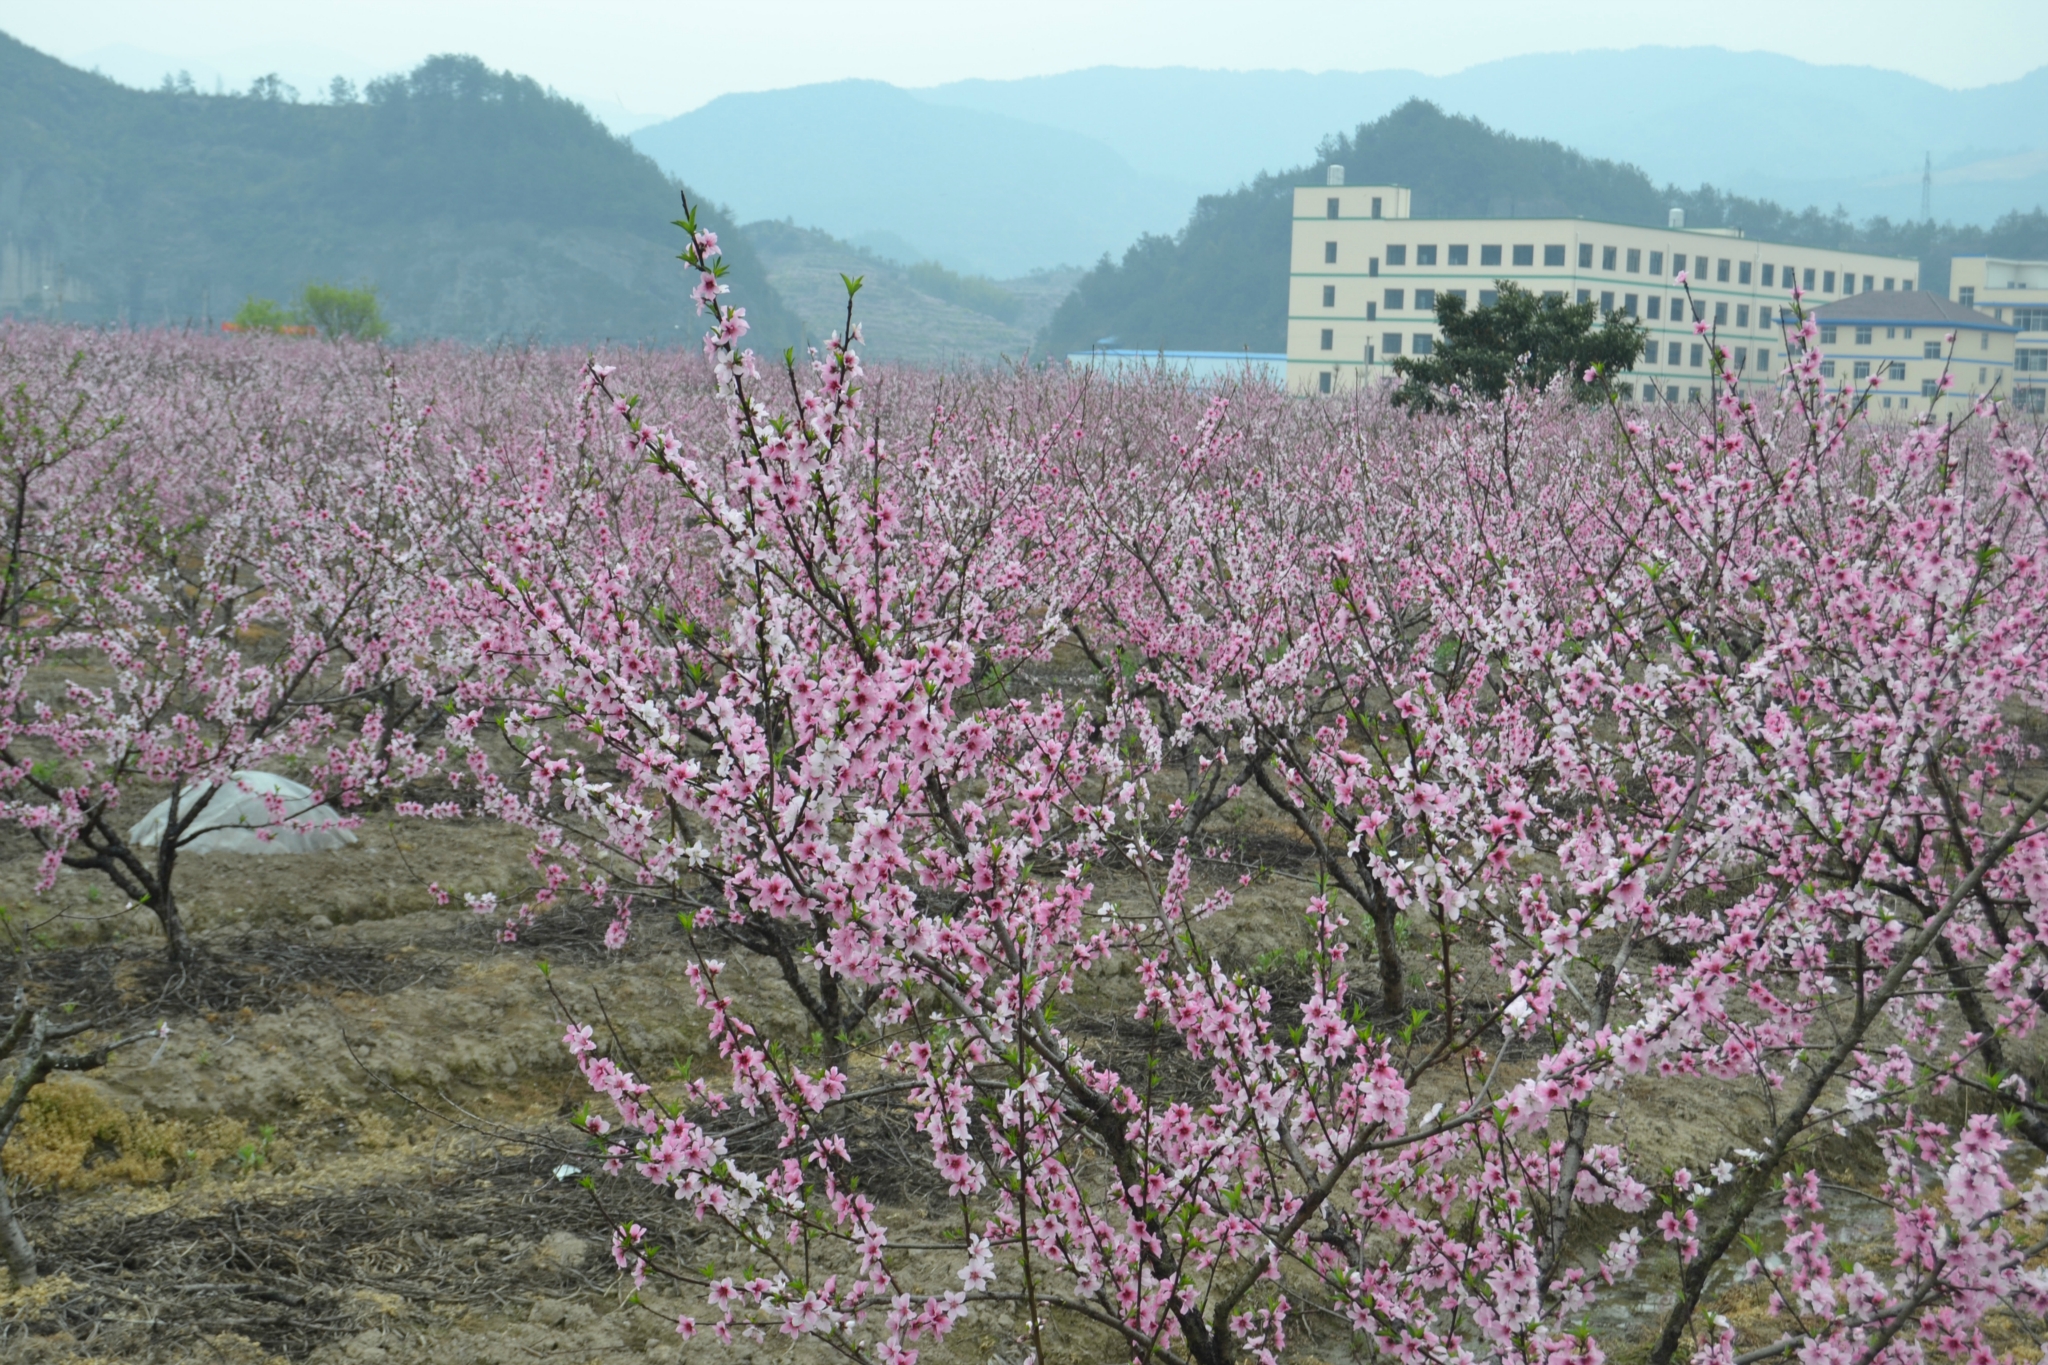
<box><xmin>1921</xmin><ymin>152</ymin><xmax>1933</xmax><ymax>223</ymax></box>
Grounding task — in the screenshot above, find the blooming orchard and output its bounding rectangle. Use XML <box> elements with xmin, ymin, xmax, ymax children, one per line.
<box><xmin>3</xmin><ymin>230</ymin><xmax>2048</xmax><ymax>1365</ymax></box>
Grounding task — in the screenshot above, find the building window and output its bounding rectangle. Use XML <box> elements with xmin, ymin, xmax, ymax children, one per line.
<box><xmin>1319</xmin><ymin>371</ymin><xmax>1333</xmax><ymax>392</ymax></box>
<box><xmin>1668</xmin><ymin>342</ymin><xmax>1683</xmax><ymax>365</ymax></box>
<box><xmin>1647</xmin><ymin>297</ymin><xmax>1662</xmax><ymax>320</ymax></box>
<box><xmin>1762</xmin><ymin>264</ymin><xmax>1775</xmax><ymax>286</ymax></box>
<box><xmin>1447</xmin><ymin>245</ymin><xmax>1468</xmax><ymax>265</ymax></box>
<box><xmin>1861</xmin><ymin>275</ymin><xmax>1873</xmax><ymax>293</ymax></box>
<box><xmin>1416</xmin><ymin>289</ymin><xmax>1437</xmax><ymax>310</ymax></box>
<box><xmin>1821</xmin><ymin>361</ymin><xmax>1836</xmax><ymax>377</ymax></box>
<box><xmin>1579</xmin><ymin>244</ymin><xmax>1594</xmax><ymax>268</ymax></box>
<box><xmin>1386</xmin><ymin>245</ymin><xmax>1407</xmax><ymax>266</ymax></box>
<box><xmin>1371</xmin><ymin>196</ymin><xmax>1383</xmax><ymax>218</ymax></box>
<box><xmin>1643</xmin><ymin>338</ymin><xmax>1659</xmax><ymax>361</ymax></box>
<box><xmin>1544</xmin><ymin>290</ymin><xmax>1564</xmax><ymax>300</ymax></box>
<box><xmin>1688</xmin><ymin>387</ymin><xmax>1701</xmax><ymax>402</ymax></box>
<box><xmin>1602</xmin><ymin>246</ymin><xmax>1617</xmax><ymax>270</ymax></box>
<box><xmin>1367</xmin><ymin>302</ymin><xmax>1377</xmax><ymax>320</ymax></box>
<box><xmin>1324</xmin><ymin>241</ymin><xmax>1337</xmax><ymax>264</ymax></box>
<box><xmin>1665</xmin><ymin>385</ymin><xmax>1679</xmax><ymax>402</ymax></box>
<box><xmin>1958</xmin><ymin>286</ymin><xmax>1975</xmax><ymax>307</ymax></box>
<box><xmin>1886</xmin><ymin>326</ymin><xmax>1896</xmax><ymax>339</ymax></box>
<box><xmin>1734</xmin><ymin>346</ymin><xmax>1748</xmax><ymax>370</ymax></box>
<box><xmin>1672</xmin><ymin>253</ymin><xmax>1688</xmax><ymax>277</ymax></box>
<box><xmin>1327</xmin><ymin>197</ymin><xmax>1339</xmax><ymax>219</ymax></box>
<box><xmin>1820</xmin><ymin>326</ymin><xmax>1837</xmax><ymax>344</ymax></box>
<box><xmin>1738</xmin><ymin>261</ymin><xmax>1752</xmax><ymax>284</ymax></box>
<box><xmin>1854</xmin><ymin>360</ymin><xmax>1871</xmax><ymax>379</ymax></box>
<box><xmin>1691</xmin><ymin>344</ymin><xmax>1704</xmax><ymax>367</ymax></box>
<box><xmin>1601</xmin><ymin>290</ymin><xmax>1614</xmax><ymax>312</ymax></box>
<box><xmin>1649</xmin><ymin>250</ymin><xmax>1665</xmax><ymax>276</ymax></box>
<box><xmin>1545</xmin><ymin>245</ymin><xmax>1566</xmax><ymax>266</ymax></box>
<box><xmin>1413</xmin><ymin>335</ymin><xmax>1434</xmax><ymax>356</ymax></box>
<box><xmin>1884</xmin><ymin>277</ymin><xmax>1894</xmax><ymax>291</ymax></box>
<box><xmin>1417</xmin><ymin>245</ymin><xmax>1439</xmax><ymax>265</ymax></box>
<box><xmin>1924</xmin><ymin>340</ymin><xmax>1942</xmax><ymax>359</ymax></box>
<box><xmin>1480</xmin><ymin>245</ymin><xmax>1501</xmax><ymax>266</ymax></box>
<box><xmin>1983</xmin><ymin>332</ymin><xmax>1992</xmax><ymax>350</ymax></box>
<box><xmin>1320</xmin><ymin>328</ymin><xmax>1334</xmax><ymax>351</ymax></box>
<box><xmin>1369</xmin><ymin>257</ymin><xmax>1379</xmax><ymax>276</ymax></box>
<box><xmin>1445</xmin><ymin>289</ymin><xmax>1465</xmax><ymax>302</ymax></box>
<box><xmin>1714</xmin><ymin>302</ymin><xmax>1728</xmax><ymax>325</ymax></box>
<box><xmin>1622</xmin><ymin>293</ymin><xmax>1638</xmax><ymax>316</ymax></box>
<box><xmin>1714</xmin><ymin>259</ymin><xmax>1728</xmax><ymax>282</ymax></box>
<box><xmin>1736</xmin><ymin>305</ymin><xmax>1750</xmax><ymax>327</ymax></box>
<box><xmin>1382</xmin><ymin>332</ymin><xmax>1402</xmax><ymax>355</ymax></box>
<box><xmin>1479</xmin><ymin>289</ymin><xmax>1499</xmax><ymax>307</ymax></box>
<box><xmin>1804</xmin><ymin>268</ymin><xmax>1816</xmax><ymax>290</ymax></box>
<box><xmin>2016</xmin><ymin>307</ymin><xmax>2048</xmax><ymax>330</ymax></box>
<box><xmin>1923</xmin><ymin>379</ymin><xmax>1938</xmax><ymax>397</ymax></box>
<box><xmin>1757</xmin><ymin>348</ymin><xmax>1769</xmax><ymax>371</ymax></box>
<box><xmin>2017</xmin><ymin>348</ymin><xmax>2048</xmax><ymax>372</ymax></box>
<box><xmin>1855</xmin><ymin>326</ymin><xmax>1873</xmax><ymax>345</ymax></box>
<box><xmin>1889</xmin><ymin>361</ymin><xmax>1905</xmax><ymax>380</ymax></box>
<box><xmin>1323</xmin><ymin>285</ymin><xmax>1337</xmax><ymax>307</ymax></box>
<box><xmin>1512</xmin><ymin>245</ymin><xmax>1533</xmax><ymax>266</ymax></box>
<box><xmin>1626</xmin><ymin>248</ymin><xmax>1641</xmax><ymax>273</ymax></box>
<box><xmin>1385</xmin><ymin>288</ymin><xmax>1404</xmax><ymax>310</ymax></box>
<box><xmin>1577</xmin><ymin>288</ymin><xmax>1591</xmax><ymax>303</ymax></box>
<box><xmin>1902</xmin><ymin>327</ymin><xmax>1913</xmax><ymax>339</ymax></box>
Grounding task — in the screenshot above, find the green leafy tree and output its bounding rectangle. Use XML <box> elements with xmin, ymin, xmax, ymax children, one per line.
<box><xmin>1391</xmin><ymin>280</ymin><xmax>1647</xmax><ymax>410</ymax></box>
<box><xmin>300</xmin><ymin>284</ymin><xmax>389</xmax><ymax>341</ymax></box>
<box><xmin>229</xmin><ymin>296</ymin><xmax>297</xmax><ymax>332</ymax></box>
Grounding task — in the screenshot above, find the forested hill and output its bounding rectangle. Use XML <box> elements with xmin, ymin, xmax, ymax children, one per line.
<box><xmin>0</xmin><ymin>34</ymin><xmax>802</xmax><ymax>347</ymax></box>
<box><xmin>1040</xmin><ymin>100</ymin><xmax>2048</xmax><ymax>356</ymax></box>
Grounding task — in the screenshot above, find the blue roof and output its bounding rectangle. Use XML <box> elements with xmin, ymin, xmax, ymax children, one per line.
<box><xmin>1812</xmin><ymin>290</ymin><xmax>2016</xmax><ymax>330</ymax></box>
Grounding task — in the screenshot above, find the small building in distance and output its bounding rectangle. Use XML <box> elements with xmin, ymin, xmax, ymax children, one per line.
<box><xmin>1287</xmin><ymin>167</ymin><xmax>1919</xmax><ymax>402</ymax></box>
<box><xmin>1947</xmin><ymin>257</ymin><xmax>2047</xmax><ymax>413</ymax></box>
<box><xmin>1807</xmin><ymin>292</ymin><xmax>2016</xmax><ymax>417</ymax></box>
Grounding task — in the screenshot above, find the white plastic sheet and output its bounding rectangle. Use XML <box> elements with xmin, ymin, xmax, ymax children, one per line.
<box><xmin>126</xmin><ymin>771</ymin><xmax>357</xmax><ymax>854</ymax></box>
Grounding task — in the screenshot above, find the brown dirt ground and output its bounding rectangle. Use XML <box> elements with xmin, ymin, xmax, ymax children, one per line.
<box><xmin>0</xmin><ymin>804</ymin><xmax>1988</xmax><ymax>1364</ymax></box>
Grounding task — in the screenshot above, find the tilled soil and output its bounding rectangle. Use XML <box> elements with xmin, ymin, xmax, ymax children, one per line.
<box><xmin>0</xmin><ymin>808</ymin><xmax>1881</xmax><ymax>1365</ymax></box>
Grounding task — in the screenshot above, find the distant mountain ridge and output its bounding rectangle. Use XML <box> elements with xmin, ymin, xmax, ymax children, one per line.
<box><xmin>631</xmin><ymin>51</ymin><xmax>2048</xmax><ymax>284</ymax></box>
<box><xmin>0</xmin><ymin>33</ymin><xmax>802</xmax><ymax>347</ymax></box>
<box><xmin>630</xmin><ymin>81</ymin><xmax>1195</xmax><ymax>279</ymax></box>
<box><xmin>917</xmin><ymin>54</ymin><xmax>2048</xmax><ymax>229</ymax></box>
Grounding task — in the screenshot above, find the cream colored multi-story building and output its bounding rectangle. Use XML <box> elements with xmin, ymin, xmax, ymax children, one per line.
<box><xmin>1806</xmin><ymin>293</ymin><xmax>2014</xmax><ymax>417</ymax></box>
<box><xmin>1287</xmin><ymin>173</ymin><xmax>1920</xmax><ymax>402</ymax></box>
<box><xmin>1948</xmin><ymin>257</ymin><xmax>2047</xmax><ymax>412</ymax></box>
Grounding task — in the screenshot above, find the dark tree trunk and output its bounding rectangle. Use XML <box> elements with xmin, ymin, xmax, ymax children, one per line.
<box><xmin>0</xmin><ymin>1163</ymin><xmax>37</xmax><ymax>1286</ymax></box>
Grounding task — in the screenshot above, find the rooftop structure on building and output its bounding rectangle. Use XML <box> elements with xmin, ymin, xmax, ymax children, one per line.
<box><xmin>1287</xmin><ymin>171</ymin><xmax>1922</xmax><ymax>408</ymax></box>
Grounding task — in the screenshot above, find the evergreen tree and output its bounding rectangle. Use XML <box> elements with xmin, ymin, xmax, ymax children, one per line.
<box><xmin>1391</xmin><ymin>281</ymin><xmax>1647</xmax><ymax>410</ymax></box>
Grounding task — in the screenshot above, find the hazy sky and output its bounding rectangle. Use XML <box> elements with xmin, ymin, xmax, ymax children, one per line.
<box><xmin>3</xmin><ymin>0</ymin><xmax>2044</xmax><ymax>131</ymax></box>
